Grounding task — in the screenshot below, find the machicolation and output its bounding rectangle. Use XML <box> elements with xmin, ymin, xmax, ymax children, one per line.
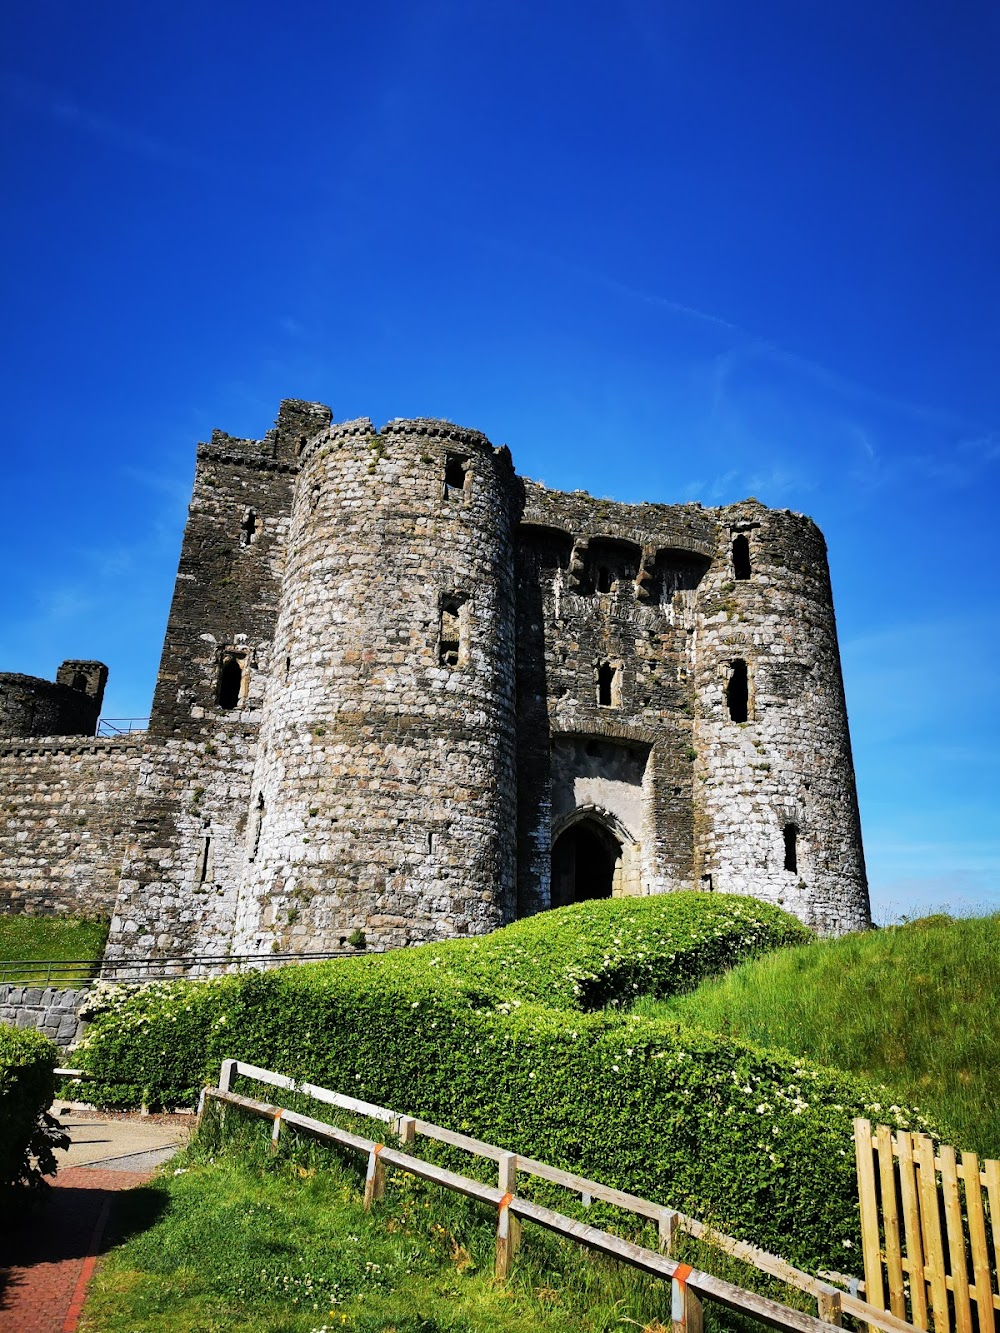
<box><xmin>0</xmin><ymin>400</ymin><xmax>870</xmax><ymax>960</ymax></box>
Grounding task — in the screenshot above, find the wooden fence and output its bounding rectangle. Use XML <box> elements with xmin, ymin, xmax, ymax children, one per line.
<box><xmin>855</xmin><ymin>1118</ymin><xmax>1000</xmax><ymax>1333</ymax></box>
<box><xmin>199</xmin><ymin>1060</ymin><xmax>917</xmax><ymax>1333</ymax></box>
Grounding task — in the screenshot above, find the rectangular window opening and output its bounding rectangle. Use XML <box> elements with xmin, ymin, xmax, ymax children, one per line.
<box><xmin>597</xmin><ymin>660</ymin><xmax>621</xmax><ymax>707</ymax></box>
<box><xmin>443</xmin><ymin>453</ymin><xmax>470</xmax><ymax>502</ymax></box>
<box><xmin>439</xmin><ymin>594</ymin><xmax>467</xmax><ymax>666</ymax></box>
<box><xmin>783</xmin><ymin>823</ymin><xmax>798</xmax><ymax>873</ymax></box>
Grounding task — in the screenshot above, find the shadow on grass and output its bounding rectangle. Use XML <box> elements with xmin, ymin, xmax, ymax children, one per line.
<box><xmin>0</xmin><ymin>1177</ymin><xmax>168</xmax><ymax>1313</ymax></box>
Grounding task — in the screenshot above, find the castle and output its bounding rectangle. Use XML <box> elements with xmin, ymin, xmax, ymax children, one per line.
<box><xmin>0</xmin><ymin>401</ymin><xmax>870</xmax><ymax>961</ymax></box>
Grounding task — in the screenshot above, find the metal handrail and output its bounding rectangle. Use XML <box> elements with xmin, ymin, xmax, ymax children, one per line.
<box><xmin>0</xmin><ymin>947</ymin><xmax>376</xmax><ymax>988</ymax></box>
<box><xmin>96</xmin><ymin>717</ymin><xmax>149</xmax><ymax>737</ymax></box>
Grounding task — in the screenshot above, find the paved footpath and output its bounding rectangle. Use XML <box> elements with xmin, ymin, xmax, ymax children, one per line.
<box><xmin>0</xmin><ymin>1110</ymin><xmax>189</xmax><ymax>1333</ymax></box>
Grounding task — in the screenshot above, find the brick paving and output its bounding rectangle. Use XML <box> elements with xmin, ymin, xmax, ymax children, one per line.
<box><xmin>0</xmin><ymin>1112</ymin><xmax>188</xmax><ymax>1333</ymax></box>
<box><xmin>0</xmin><ymin>1165</ymin><xmax>152</xmax><ymax>1333</ymax></box>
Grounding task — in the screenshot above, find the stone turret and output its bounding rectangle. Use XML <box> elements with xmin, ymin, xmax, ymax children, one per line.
<box><xmin>232</xmin><ymin>416</ymin><xmax>521</xmax><ymax>953</ymax></box>
<box><xmin>690</xmin><ymin>502</ymin><xmax>868</xmax><ymax>933</ymax></box>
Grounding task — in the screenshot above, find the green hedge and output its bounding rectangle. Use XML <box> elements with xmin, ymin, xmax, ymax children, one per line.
<box><xmin>76</xmin><ymin>895</ymin><xmax>935</xmax><ymax>1270</ymax></box>
<box><xmin>396</xmin><ymin>892</ymin><xmax>813</xmax><ymax>1010</ymax></box>
<box><xmin>0</xmin><ymin>1023</ymin><xmax>63</xmax><ymax>1194</ymax></box>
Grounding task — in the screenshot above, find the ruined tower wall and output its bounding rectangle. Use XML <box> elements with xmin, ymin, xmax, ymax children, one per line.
<box><xmin>103</xmin><ymin>405</ymin><xmax>317</xmax><ymax>962</ymax></box>
<box><xmin>232</xmin><ymin>417</ymin><xmax>520</xmax><ymax>954</ymax></box>
<box><xmin>514</xmin><ymin>483</ymin><xmax>718</xmax><ymax>914</ymax></box>
<box><xmin>691</xmin><ymin>504</ymin><xmax>868</xmax><ymax>934</ymax></box>
<box><xmin>0</xmin><ymin>664</ymin><xmax>106</xmax><ymax>740</ymax></box>
<box><xmin>0</xmin><ymin>737</ymin><xmax>142</xmax><ymax>917</ymax></box>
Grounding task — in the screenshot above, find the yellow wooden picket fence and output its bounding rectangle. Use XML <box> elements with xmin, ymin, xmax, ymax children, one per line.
<box><xmin>855</xmin><ymin>1118</ymin><xmax>1000</xmax><ymax>1333</ymax></box>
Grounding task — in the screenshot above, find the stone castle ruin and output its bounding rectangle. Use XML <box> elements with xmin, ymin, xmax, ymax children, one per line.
<box><xmin>0</xmin><ymin>401</ymin><xmax>870</xmax><ymax>961</ymax></box>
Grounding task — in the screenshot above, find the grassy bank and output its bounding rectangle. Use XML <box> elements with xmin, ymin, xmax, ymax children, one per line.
<box><xmin>644</xmin><ymin>913</ymin><xmax>1000</xmax><ymax>1157</ymax></box>
<box><xmin>0</xmin><ymin>915</ymin><xmax>108</xmax><ymax>983</ymax></box>
<box><xmin>81</xmin><ymin>1103</ymin><xmax>811</xmax><ymax>1333</ymax></box>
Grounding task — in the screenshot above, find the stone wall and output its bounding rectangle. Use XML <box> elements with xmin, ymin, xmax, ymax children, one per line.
<box><xmin>0</xmin><ymin>984</ymin><xmax>86</xmax><ymax>1047</ymax></box>
<box><xmin>103</xmin><ymin>405</ymin><xmax>305</xmax><ymax>962</ymax></box>
<box><xmin>0</xmin><ymin>737</ymin><xmax>142</xmax><ymax>916</ymax></box>
<box><xmin>514</xmin><ymin>483</ymin><xmax>717</xmax><ymax>914</ymax></box>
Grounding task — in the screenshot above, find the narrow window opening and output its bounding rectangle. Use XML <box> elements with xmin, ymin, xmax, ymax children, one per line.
<box><xmin>443</xmin><ymin>454</ymin><xmax>470</xmax><ymax>501</ymax></box>
<box><xmin>71</xmin><ymin>672</ymin><xmax>88</xmax><ymax>692</ymax></box>
<box><xmin>596</xmin><ymin>566</ymin><xmax>612</xmax><ymax>594</ymax></box>
<box><xmin>726</xmin><ymin>659</ymin><xmax>749</xmax><ymax>723</ymax></box>
<box><xmin>439</xmin><ymin>595</ymin><xmax>465</xmax><ymax>666</ymax></box>
<box><xmin>240</xmin><ymin>509</ymin><xmax>258</xmax><ymax>546</ymax></box>
<box><xmin>783</xmin><ymin>823</ymin><xmax>798</xmax><ymax>873</ymax></box>
<box><xmin>198</xmin><ymin>833</ymin><xmax>214</xmax><ymax>883</ymax></box>
<box><xmin>249</xmin><ymin>794</ymin><xmax>264</xmax><ymax>862</ymax></box>
<box><xmin>284</xmin><ymin>655</ymin><xmax>291</xmax><ymax>681</ymax></box>
<box><xmin>217</xmin><ymin>656</ymin><xmax>244</xmax><ymax>710</ymax></box>
<box><xmin>733</xmin><ymin>534</ymin><xmax>751</xmax><ymax>580</ymax></box>
<box><xmin>701</xmin><ymin>873</ymin><xmax>714</xmax><ymax>892</ymax></box>
<box><xmin>597</xmin><ymin>660</ymin><xmax>618</xmax><ymax>707</ymax></box>
<box><xmin>297</xmin><ymin>435</ymin><xmax>308</xmax><ymax>456</ymax></box>
<box><xmin>427</xmin><ymin>831</ymin><xmax>435</xmax><ymax>855</ymax></box>
<box><xmin>310</xmin><ymin>484</ymin><xmax>321</xmax><ymax>511</ymax></box>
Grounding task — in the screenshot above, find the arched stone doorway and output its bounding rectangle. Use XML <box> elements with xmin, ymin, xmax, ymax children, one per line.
<box><xmin>550</xmin><ymin>815</ymin><xmax>623</xmax><ymax>908</ymax></box>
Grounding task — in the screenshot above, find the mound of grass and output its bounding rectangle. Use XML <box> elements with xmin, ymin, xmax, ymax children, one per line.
<box><xmin>0</xmin><ymin>914</ymin><xmax>108</xmax><ymax>983</ymax></box>
<box><xmin>650</xmin><ymin>912</ymin><xmax>1000</xmax><ymax>1157</ymax></box>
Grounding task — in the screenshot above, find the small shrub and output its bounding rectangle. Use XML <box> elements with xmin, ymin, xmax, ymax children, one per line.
<box><xmin>0</xmin><ymin>1024</ymin><xmax>68</xmax><ymax>1198</ymax></box>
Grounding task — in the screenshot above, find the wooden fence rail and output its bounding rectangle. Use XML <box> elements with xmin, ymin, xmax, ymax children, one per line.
<box><xmin>200</xmin><ymin>1060</ymin><xmax>918</xmax><ymax>1333</ymax></box>
<box><xmin>855</xmin><ymin>1118</ymin><xmax>1000</xmax><ymax>1333</ymax></box>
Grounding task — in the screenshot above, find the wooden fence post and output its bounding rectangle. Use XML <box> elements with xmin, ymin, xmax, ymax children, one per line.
<box><xmin>395</xmin><ymin>1115</ymin><xmax>416</xmax><ymax>1146</ymax></box>
<box><xmin>855</xmin><ymin>1117</ymin><xmax>886</xmax><ymax>1333</ymax></box>
<box><xmin>962</xmin><ymin>1151</ymin><xmax>995</xmax><ymax>1333</ymax></box>
<box><xmin>498</xmin><ymin>1153</ymin><xmax>521</xmax><ymax>1259</ymax></box>
<box><xmin>913</xmin><ymin>1133</ymin><xmax>948</xmax><ymax>1332</ymax></box>
<box><xmin>940</xmin><ymin>1144</ymin><xmax>972</xmax><ymax>1333</ymax></box>
<box><xmin>876</xmin><ymin>1124</ymin><xmax>906</xmax><ymax>1320</ymax></box>
<box><xmin>817</xmin><ymin>1285</ymin><xmax>844</xmax><ymax>1326</ymax></box>
<box><xmin>896</xmin><ymin>1129</ymin><xmax>928</xmax><ymax>1330</ymax></box>
<box><xmin>658</xmin><ymin>1209</ymin><xmax>679</xmax><ymax>1254</ymax></box>
<box><xmin>671</xmin><ymin>1263</ymin><xmax>703</xmax><ymax>1333</ymax></box>
<box><xmin>363</xmin><ymin>1144</ymin><xmax>386</xmax><ymax>1210</ymax></box>
<box><xmin>495</xmin><ymin>1192</ymin><xmax>516</xmax><ymax>1280</ymax></box>
<box><xmin>219</xmin><ymin>1059</ymin><xmax>237</xmax><ymax>1092</ymax></box>
<box><xmin>270</xmin><ymin>1110</ymin><xmax>283</xmax><ymax>1154</ymax></box>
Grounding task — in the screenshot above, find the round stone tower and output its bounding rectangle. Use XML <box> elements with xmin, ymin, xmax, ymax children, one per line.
<box><xmin>233</xmin><ymin>416</ymin><xmax>520</xmax><ymax>953</ymax></box>
<box><xmin>691</xmin><ymin>501</ymin><xmax>869</xmax><ymax>934</ymax></box>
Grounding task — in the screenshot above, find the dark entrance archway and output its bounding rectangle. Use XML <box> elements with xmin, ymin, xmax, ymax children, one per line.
<box><xmin>550</xmin><ymin>818</ymin><xmax>621</xmax><ymax>908</ymax></box>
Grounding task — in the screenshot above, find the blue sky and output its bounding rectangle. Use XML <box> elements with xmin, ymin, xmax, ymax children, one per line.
<box><xmin>1</xmin><ymin>1</ymin><xmax>997</xmax><ymax>920</ymax></box>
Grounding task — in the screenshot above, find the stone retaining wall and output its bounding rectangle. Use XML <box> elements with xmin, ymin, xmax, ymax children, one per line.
<box><xmin>0</xmin><ymin>983</ymin><xmax>87</xmax><ymax>1047</ymax></box>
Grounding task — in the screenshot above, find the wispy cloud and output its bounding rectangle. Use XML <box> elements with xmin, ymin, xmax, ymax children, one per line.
<box><xmin>2</xmin><ymin>71</ymin><xmax>213</xmax><ymax>174</ymax></box>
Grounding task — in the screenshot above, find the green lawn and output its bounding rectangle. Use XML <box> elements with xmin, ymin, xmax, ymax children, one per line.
<box><xmin>81</xmin><ymin>1108</ymin><xmax>810</xmax><ymax>1333</ymax></box>
<box><xmin>640</xmin><ymin>913</ymin><xmax>1000</xmax><ymax>1158</ymax></box>
<box><xmin>0</xmin><ymin>915</ymin><xmax>108</xmax><ymax>984</ymax></box>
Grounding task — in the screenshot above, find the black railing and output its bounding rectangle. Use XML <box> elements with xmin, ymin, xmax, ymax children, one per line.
<box><xmin>0</xmin><ymin>948</ymin><xmax>376</xmax><ymax>988</ymax></box>
<box><xmin>96</xmin><ymin>717</ymin><xmax>149</xmax><ymax>737</ymax></box>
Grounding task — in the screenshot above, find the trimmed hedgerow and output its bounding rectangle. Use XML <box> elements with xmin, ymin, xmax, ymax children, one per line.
<box><xmin>75</xmin><ymin>896</ymin><xmax>936</xmax><ymax>1271</ymax></box>
<box><xmin>0</xmin><ymin>1023</ymin><xmax>66</xmax><ymax>1196</ymax></box>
